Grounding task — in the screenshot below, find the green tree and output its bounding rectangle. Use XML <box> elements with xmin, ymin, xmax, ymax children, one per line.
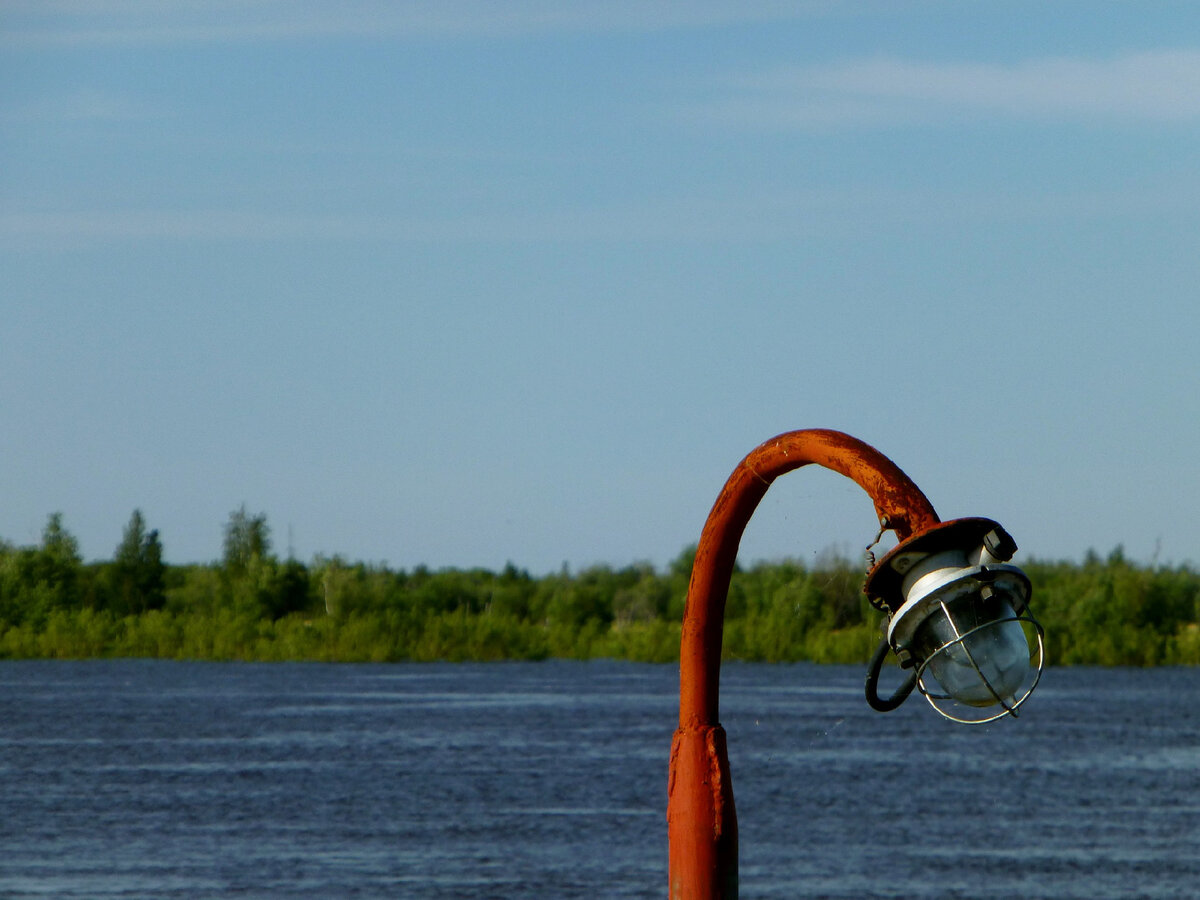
<box><xmin>223</xmin><ymin>506</ymin><xmax>271</xmax><ymax>575</ymax></box>
<box><xmin>666</xmin><ymin>544</ymin><xmax>698</xmax><ymax>622</ymax></box>
<box><xmin>613</xmin><ymin>563</ymin><xmax>670</xmax><ymax>625</ymax></box>
<box><xmin>39</xmin><ymin>513</ymin><xmax>83</xmax><ymax>610</ymax></box>
<box><xmin>41</xmin><ymin>512</ymin><xmax>80</xmax><ymax>570</ymax></box>
<box><xmin>259</xmin><ymin>559</ymin><xmax>312</xmax><ymax>619</ymax></box>
<box><xmin>109</xmin><ymin>509</ymin><xmax>166</xmax><ymax>615</ymax></box>
<box><xmin>0</xmin><ymin>514</ymin><xmax>84</xmax><ymax>627</ymax></box>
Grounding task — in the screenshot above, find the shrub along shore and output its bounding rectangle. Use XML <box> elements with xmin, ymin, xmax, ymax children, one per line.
<box><xmin>3</xmin><ymin>510</ymin><xmax>1199</xmax><ymax>665</ymax></box>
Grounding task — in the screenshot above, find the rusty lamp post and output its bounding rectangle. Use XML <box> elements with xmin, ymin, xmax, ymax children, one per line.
<box><xmin>667</xmin><ymin>429</ymin><xmax>1044</xmax><ymax>898</ymax></box>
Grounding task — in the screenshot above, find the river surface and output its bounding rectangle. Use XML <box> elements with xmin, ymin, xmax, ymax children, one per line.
<box><xmin>1</xmin><ymin>660</ymin><xmax>1198</xmax><ymax>899</ymax></box>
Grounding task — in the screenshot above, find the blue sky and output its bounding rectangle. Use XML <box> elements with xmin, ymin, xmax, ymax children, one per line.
<box><xmin>3</xmin><ymin>1</ymin><xmax>1199</xmax><ymax>573</ymax></box>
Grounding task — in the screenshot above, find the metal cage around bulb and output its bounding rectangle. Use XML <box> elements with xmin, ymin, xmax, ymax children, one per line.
<box><xmin>899</xmin><ymin>563</ymin><xmax>1045</xmax><ymax>723</ymax></box>
<box><xmin>864</xmin><ymin>518</ymin><xmax>1046</xmax><ymax>723</ymax></box>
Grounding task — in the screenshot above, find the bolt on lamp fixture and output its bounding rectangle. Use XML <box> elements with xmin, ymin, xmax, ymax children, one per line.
<box><xmin>863</xmin><ymin>517</ymin><xmax>1045</xmax><ymax>724</ymax></box>
<box><xmin>669</xmin><ymin>429</ymin><xmax>1047</xmax><ymax>898</ymax></box>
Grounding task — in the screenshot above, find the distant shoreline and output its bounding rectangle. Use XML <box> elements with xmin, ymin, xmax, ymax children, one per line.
<box><xmin>3</xmin><ymin>542</ymin><xmax>1197</xmax><ymax>665</ymax></box>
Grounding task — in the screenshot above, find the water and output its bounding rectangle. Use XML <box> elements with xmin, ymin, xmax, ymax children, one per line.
<box><xmin>0</xmin><ymin>660</ymin><xmax>1197</xmax><ymax>899</ymax></box>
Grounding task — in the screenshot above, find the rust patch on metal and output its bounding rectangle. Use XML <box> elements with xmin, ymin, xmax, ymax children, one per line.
<box><xmin>670</xmin><ymin>429</ymin><xmax>939</xmax><ymax>897</ymax></box>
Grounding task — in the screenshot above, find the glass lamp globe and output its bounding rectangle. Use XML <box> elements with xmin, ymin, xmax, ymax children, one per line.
<box><xmin>864</xmin><ymin>518</ymin><xmax>1045</xmax><ymax>723</ymax></box>
<box><xmin>912</xmin><ymin>587</ymin><xmax>1031</xmax><ymax>707</ymax></box>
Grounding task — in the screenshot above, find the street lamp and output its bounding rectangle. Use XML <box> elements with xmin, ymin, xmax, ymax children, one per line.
<box><xmin>667</xmin><ymin>429</ymin><xmax>1044</xmax><ymax>899</ymax></box>
<box><xmin>864</xmin><ymin>516</ymin><xmax>1043</xmax><ymax>723</ymax></box>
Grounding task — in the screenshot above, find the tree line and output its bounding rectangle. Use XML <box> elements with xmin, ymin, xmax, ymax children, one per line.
<box><xmin>1</xmin><ymin>509</ymin><xmax>1198</xmax><ymax>665</ymax></box>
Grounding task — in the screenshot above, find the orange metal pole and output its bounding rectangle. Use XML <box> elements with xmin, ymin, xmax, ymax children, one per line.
<box><xmin>667</xmin><ymin>429</ymin><xmax>940</xmax><ymax>899</ymax></box>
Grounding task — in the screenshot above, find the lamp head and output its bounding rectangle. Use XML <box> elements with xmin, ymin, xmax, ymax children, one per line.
<box><xmin>864</xmin><ymin>518</ymin><xmax>1044</xmax><ymax>724</ymax></box>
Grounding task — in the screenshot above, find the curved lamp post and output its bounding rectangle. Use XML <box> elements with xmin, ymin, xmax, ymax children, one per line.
<box><xmin>667</xmin><ymin>429</ymin><xmax>1043</xmax><ymax>898</ymax></box>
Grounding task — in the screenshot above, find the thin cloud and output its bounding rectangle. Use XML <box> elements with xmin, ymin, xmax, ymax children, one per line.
<box><xmin>0</xmin><ymin>210</ymin><xmax>383</xmax><ymax>243</ymax></box>
<box><xmin>0</xmin><ymin>207</ymin><xmax>714</xmax><ymax>245</ymax></box>
<box><xmin>3</xmin><ymin>88</ymin><xmax>159</xmax><ymax>124</ymax></box>
<box><xmin>703</xmin><ymin>50</ymin><xmax>1200</xmax><ymax>128</ymax></box>
<box><xmin>2</xmin><ymin>0</ymin><xmax>833</xmax><ymax>47</ymax></box>
<box><xmin>7</xmin><ymin>181</ymin><xmax>1198</xmax><ymax>248</ymax></box>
